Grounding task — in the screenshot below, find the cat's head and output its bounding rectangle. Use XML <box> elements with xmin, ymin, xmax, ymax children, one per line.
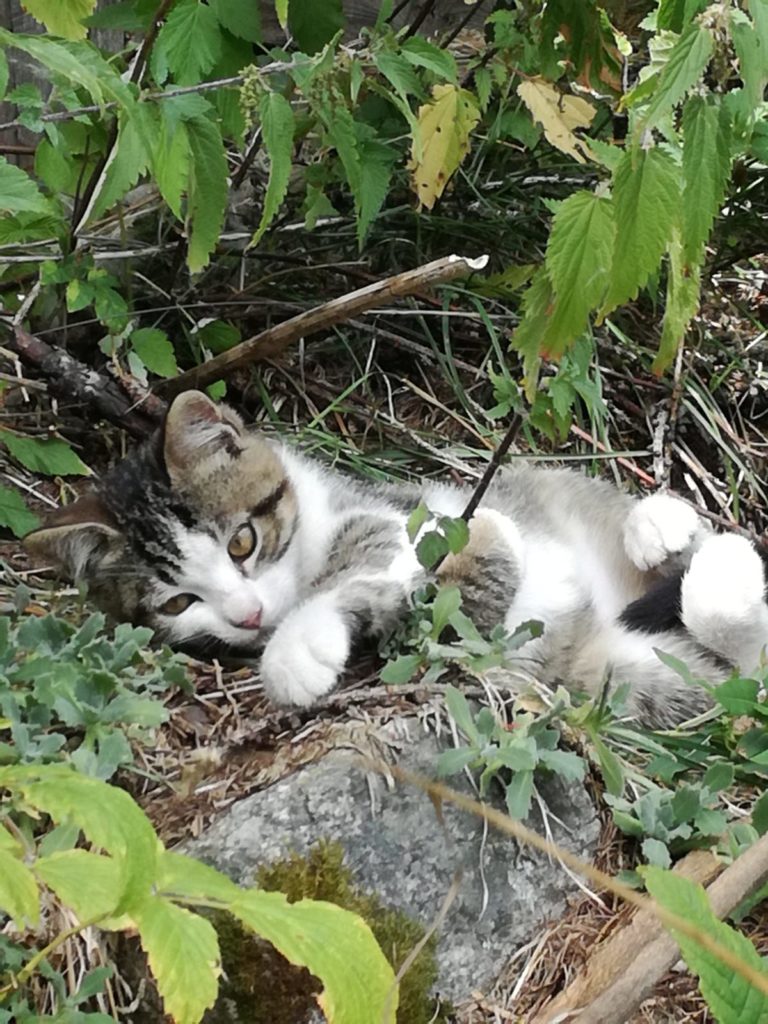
<box><xmin>24</xmin><ymin>391</ymin><xmax>298</xmax><ymax>655</ymax></box>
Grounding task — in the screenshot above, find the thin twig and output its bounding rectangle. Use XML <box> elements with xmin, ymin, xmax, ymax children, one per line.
<box><xmin>158</xmin><ymin>253</ymin><xmax>490</xmax><ymax>395</ymax></box>
<box><xmin>459</xmin><ymin>414</ymin><xmax>524</xmax><ymax>523</ymax></box>
<box><xmin>130</xmin><ymin>0</ymin><xmax>176</xmax><ymax>85</ymax></box>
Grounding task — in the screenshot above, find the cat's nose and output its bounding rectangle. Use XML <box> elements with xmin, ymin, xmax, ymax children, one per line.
<box><xmin>236</xmin><ymin>608</ymin><xmax>262</xmax><ymax>630</ymax></box>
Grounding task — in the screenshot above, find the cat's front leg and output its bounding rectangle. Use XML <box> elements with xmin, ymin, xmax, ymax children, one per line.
<box><xmin>259</xmin><ymin>591</ymin><xmax>351</xmax><ymax>706</ymax></box>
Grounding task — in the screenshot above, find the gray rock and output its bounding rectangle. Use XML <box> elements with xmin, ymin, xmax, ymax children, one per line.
<box><xmin>188</xmin><ymin>721</ymin><xmax>600</xmax><ymax>1003</ymax></box>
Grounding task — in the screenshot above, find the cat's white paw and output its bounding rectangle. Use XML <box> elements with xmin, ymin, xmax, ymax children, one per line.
<box><xmin>623</xmin><ymin>494</ymin><xmax>702</xmax><ymax>571</ymax></box>
<box><xmin>259</xmin><ymin>601</ymin><xmax>350</xmax><ymax>707</ymax></box>
<box><xmin>682</xmin><ymin>534</ymin><xmax>765</xmax><ymax>626</ymax></box>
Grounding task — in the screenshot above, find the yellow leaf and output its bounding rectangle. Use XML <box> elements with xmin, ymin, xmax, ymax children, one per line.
<box><xmin>516</xmin><ymin>77</ymin><xmax>595</xmax><ymax>164</ymax></box>
<box><xmin>409</xmin><ymin>84</ymin><xmax>480</xmax><ymax>210</ymax></box>
<box><xmin>21</xmin><ymin>0</ymin><xmax>96</xmax><ymax>40</ymax></box>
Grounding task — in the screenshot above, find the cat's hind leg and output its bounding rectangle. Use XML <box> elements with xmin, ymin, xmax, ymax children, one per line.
<box><xmin>681</xmin><ymin>533</ymin><xmax>768</xmax><ymax>670</ymax></box>
<box><xmin>623</xmin><ymin>493</ymin><xmax>709</xmax><ymax>573</ymax></box>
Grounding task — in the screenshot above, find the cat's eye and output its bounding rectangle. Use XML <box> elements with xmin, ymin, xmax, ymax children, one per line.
<box><xmin>159</xmin><ymin>593</ymin><xmax>199</xmax><ymax>616</ymax></box>
<box><xmin>228</xmin><ymin>523</ymin><xmax>256</xmax><ymax>562</ymax></box>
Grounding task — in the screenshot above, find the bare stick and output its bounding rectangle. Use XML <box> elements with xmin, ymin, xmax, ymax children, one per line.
<box><xmin>535</xmin><ymin>832</ymin><xmax>768</xmax><ymax>1023</ymax></box>
<box><xmin>159</xmin><ymin>253</ymin><xmax>489</xmax><ymax>395</ymax></box>
<box><xmin>459</xmin><ymin>413</ymin><xmax>523</xmax><ymax>522</ymax></box>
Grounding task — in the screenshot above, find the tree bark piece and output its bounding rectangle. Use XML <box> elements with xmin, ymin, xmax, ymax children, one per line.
<box><xmin>5</xmin><ymin>326</ymin><xmax>164</xmax><ymax>437</ymax></box>
<box><xmin>534</xmin><ymin>833</ymin><xmax>768</xmax><ymax>1024</ymax></box>
<box><xmin>159</xmin><ymin>253</ymin><xmax>489</xmax><ymax>396</ymax></box>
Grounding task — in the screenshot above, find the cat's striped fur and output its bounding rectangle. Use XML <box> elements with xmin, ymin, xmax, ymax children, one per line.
<box><xmin>25</xmin><ymin>391</ymin><xmax>768</xmax><ymax>727</ymax></box>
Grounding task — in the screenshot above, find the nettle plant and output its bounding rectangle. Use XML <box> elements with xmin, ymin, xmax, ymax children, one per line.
<box><xmin>0</xmin><ymin>764</ymin><xmax>397</xmax><ymax>1023</ymax></box>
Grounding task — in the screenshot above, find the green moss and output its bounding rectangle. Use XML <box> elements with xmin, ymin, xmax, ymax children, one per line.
<box><xmin>211</xmin><ymin>840</ymin><xmax>451</xmax><ymax>1024</ymax></box>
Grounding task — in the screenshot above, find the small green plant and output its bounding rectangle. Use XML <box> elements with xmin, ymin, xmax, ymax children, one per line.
<box><xmin>436</xmin><ymin>684</ymin><xmax>586</xmax><ymax>820</ymax></box>
<box><xmin>0</xmin><ymin>764</ymin><xmax>397</xmax><ymax>1024</ymax></box>
<box><xmin>0</xmin><ymin>601</ymin><xmax>188</xmax><ymax>780</ymax></box>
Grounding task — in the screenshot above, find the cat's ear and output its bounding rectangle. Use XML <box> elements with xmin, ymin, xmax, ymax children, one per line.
<box><xmin>162</xmin><ymin>390</ymin><xmax>245</xmax><ymax>482</ymax></box>
<box><xmin>24</xmin><ymin>493</ymin><xmax>120</xmax><ymax>580</ymax></box>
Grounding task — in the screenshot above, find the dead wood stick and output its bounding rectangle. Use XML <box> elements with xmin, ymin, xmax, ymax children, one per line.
<box><xmin>159</xmin><ymin>253</ymin><xmax>490</xmax><ymax>396</ymax></box>
<box><xmin>534</xmin><ymin>832</ymin><xmax>768</xmax><ymax>1024</ymax></box>
<box><xmin>2</xmin><ymin>325</ymin><xmax>164</xmax><ymax>437</ymax></box>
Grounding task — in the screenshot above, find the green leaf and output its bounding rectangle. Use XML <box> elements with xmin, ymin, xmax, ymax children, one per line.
<box><xmin>380</xmin><ymin>654</ymin><xmax>422</xmax><ymax>685</ymax></box>
<box><xmin>406</xmin><ymin>502</ymin><xmax>430</xmax><ymax>543</ymax></box>
<box><xmin>2</xmin><ymin>433</ymin><xmax>90</xmax><ymax>476</ymax></box>
<box><xmin>445</xmin><ymin>684</ymin><xmax>480</xmax><ymax>743</ymax></box>
<box><xmin>591</xmin><ymin>733</ymin><xmax>625</xmax><ymax>797</ymax></box>
<box><xmin>682</xmin><ymin>95</ymin><xmax>732</xmax><ymax>267</ymax></box>
<box><xmin>401</xmin><ymin>37</ymin><xmax>457</xmax><ymax>82</ymax></box>
<box><xmin>510</xmin><ymin>266</ymin><xmax>553</xmax><ymax>399</ymax></box>
<box><xmin>134</xmin><ymin>896</ymin><xmax>220</xmax><ymax>1024</ymax></box>
<box><xmin>655</xmin><ymin>226</ymin><xmax>701</xmax><ymax>373</ymax></box>
<box><xmin>601</xmin><ymin>147</ymin><xmax>681</xmax><ymax>317</ymax></box>
<box><xmin>657</xmin><ymin>0</ymin><xmax>708</xmax><ymax>32</ymax></box>
<box><xmin>275</xmin><ymin>0</ymin><xmax>288</xmax><ymax>29</ymax></box>
<box><xmin>374</xmin><ymin>52</ymin><xmax>423</xmax><ymax>103</ymax></box>
<box><xmin>542</xmin><ymin>190</ymin><xmax>614</xmax><ymax>359</ymax></box>
<box><xmin>505</xmin><ymin>768</ymin><xmax>534</xmax><ymax>820</ymax></box>
<box><xmin>20</xmin><ymin>0</ymin><xmax>96</xmax><ymax>40</ymax></box>
<box><xmin>715</xmin><ymin>676</ymin><xmax>760</xmax><ymax>716</ymax></box>
<box><xmin>436</xmin><ymin>746</ymin><xmax>478</xmax><ymax>776</ymax></box>
<box><xmin>439</xmin><ymin>516</ymin><xmax>469</xmax><ymax>554</ymax></box>
<box><xmin>703</xmin><ymin>761</ymin><xmax>735</xmax><ymax>794</ymax></box>
<box><xmin>538</xmin><ymin>748</ymin><xmax>586</xmax><ymax>782</ymax></box>
<box><xmin>0</xmin><ymin>849</ymin><xmax>39</xmax><ymax>928</ymax></box>
<box><xmin>154</xmin><ymin>115</ymin><xmax>190</xmax><ymax>220</ymax></box>
<box><xmin>250</xmin><ymin>91</ymin><xmax>295</xmax><ymax>246</ymax></box>
<box><xmin>154</xmin><ymin>0</ymin><xmax>223</xmax><ymax>86</ymax></box>
<box><xmin>432</xmin><ymin>585</ymin><xmax>462</xmax><ymax>637</ymax></box>
<box><xmin>197</xmin><ymin>320</ymin><xmax>241</xmax><ymax>354</ymax></box>
<box><xmin>415</xmin><ymin>529</ymin><xmax>449</xmax><ymax>570</ymax></box>
<box><xmin>640</xmin><ymin>23</ymin><xmax>713</xmax><ymax>130</ymax></box>
<box><xmin>644</xmin><ymin>866</ymin><xmax>768</xmax><ymax>1023</ymax></box>
<box><xmin>752</xmin><ymin>792</ymin><xmax>768</xmax><ymax>837</ymax></box>
<box><xmin>34</xmin><ymin>850</ymin><xmax>121</xmax><ymax>920</ymax></box>
<box><xmin>0</xmin><ymin>484</ymin><xmax>40</xmax><ymax>537</ymax></box>
<box><xmin>90</xmin><ymin>113</ymin><xmax>150</xmax><ymax>222</ymax></box>
<box><xmin>0</xmin><ymin>156</ymin><xmax>53</xmax><ymax>215</ymax></box>
<box><xmin>156</xmin><ymin>850</ymin><xmax>241</xmax><ymax>904</ymax></box>
<box><xmin>209</xmin><ymin>0</ymin><xmax>261</xmax><ymax>42</ymax></box>
<box><xmin>288</xmin><ymin>0</ymin><xmax>344</xmax><ymax>53</ymax></box>
<box><xmin>642</xmin><ymin>837</ymin><xmax>672</xmax><ymax>868</ymax></box>
<box><xmin>496</xmin><ymin>742</ymin><xmax>537</xmax><ymax>772</ymax></box>
<box><xmin>131</xmin><ymin>328</ymin><xmax>179</xmax><ymax>378</ymax></box>
<box><xmin>0</xmin><ymin>50</ymin><xmax>8</xmax><ymax>102</ymax></box>
<box><xmin>732</xmin><ymin>9</ymin><xmax>768</xmax><ymax>108</ymax></box>
<box><xmin>186</xmin><ymin>115</ymin><xmax>228</xmax><ymax>272</ymax></box>
<box><xmin>356</xmin><ymin>130</ymin><xmax>396</xmax><ymax>246</ymax></box>
<box><xmin>231</xmin><ymin>889</ymin><xmax>397</xmax><ymax>1023</ymax></box>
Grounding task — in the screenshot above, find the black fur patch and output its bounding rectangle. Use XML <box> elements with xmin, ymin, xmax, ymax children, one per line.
<box><xmin>619</xmin><ymin>573</ymin><xmax>684</xmax><ymax>634</ymax></box>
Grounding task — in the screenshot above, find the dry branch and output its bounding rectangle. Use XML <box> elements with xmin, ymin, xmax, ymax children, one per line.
<box><xmin>534</xmin><ymin>833</ymin><xmax>768</xmax><ymax>1023</ymax></box>
<box><xmin>159</xmin><ymin>253</ymin><xmax>490</xmax><ymax>395</ymax></box>
<box><xmin>3</xmin><ymin>326</ymin><xmax>164</xmax><ymax>437</ymax></box>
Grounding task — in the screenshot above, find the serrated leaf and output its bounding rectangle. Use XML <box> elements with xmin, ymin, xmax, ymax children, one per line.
<box><xmin>496</xmin><ymin>741</ymin><xmax>537</xmax><ymax>772</ymax></box>
<box><xmin>510</xmin><ymin>266</ymin><xmax>554</xmax><ymax>400</ymax></box>
<box><xmin>436</xmin><ymin>746</ymin><xmax>478</xmax><ymax>776</ymax></box>
<box><xmin>155</xmin><ymin>116</ymin><xmax>189</xmax><ymax>220</ymax></box>
<box><xmin>380</xmin><ymin>654</ymin><xmax>422</xmax><ymax>685</ymax></box>
<box><xmin>374</xmin><ymin>52</ymin><xmax>423</xmax><ymax>103</ymax></box>
<box><xmin>541</xmin><ymin>190</ymin><xmax>614</xmax><ymax>359</ymax></box>
<box><xmin>186</xmin><ymin>115</ymin><xmax>228</xmax><ymax>272</ymax></box>
<box><xmin>591</xmin><ymin>733</ymin><xmax>625</xmax><ymax>796</ymax></box>
<box><xmin>714</xmin><ymin>676</ymin><xmax>760</xmax><ymax>715</ymax></box>
<box><xmin>505</xmin><ymin>768</ymin><xmax>534</xmax><ymax>819</ymax></box>
<box><xmin>2</xmin><ymin>433</ymin><xmax>90</xmax><ymax>476</ymax></box>
<box><xmin>90</xmin><ymin>113</ymin><xmax>150</xmax><ymax>222</ymax></box>
<box><xmin>155</xmin><ymin>0</ymin><xmax>223</xmax><ymax>86</ymax></box>
<box><xmin>752</xmin><ymin>792</ymin><xmax>768</xmax><ymax>836</ymax></box>
<box><xmin>0</xmin><ymin>51</ymin><xmax>8</xmax><ymax>102</ymax></box>
<box><xmin>134</xmin><ymin>896</ymin><xmax>220</xmax><ymax>1024</ymax></box>
<box><xmin>21</xmin><ymin>0</ymin><xmax>96</xmax><ymax>40</ymax></box>
<box><xmin>439</xmin><ymin>516</ymin><xmax>469</xmax><ymax>554</ymax></box>
<box><xmin>655</xmin><ymin>226</ymin><xmax>701</xmax><ymax>374</ymax></box>
<box><xmin>0</xmin><ymin>484</ymin><xmax>40</xmax><ymax>537</ymax></box>
<box><xmin>401</xmin><ymin>37</ymin><xmax>457</xmax><ymax>82</ymax></box>
<box><xmin>641</xmin><ymin>23</ymin><xmax>713</xmax><ymax>130</ymax></box>
<box><xmin>601</xmin><ymin>147</ymin><xmax>681</xmax><ymax>316</ymax></box>
<box><xmin>0</xmin><ymin>849</ymin><xmax>39</xmax><ymax>927</ymax></box>
<box><xmin>315</xmin><ymin>80</ymin><xmax>362</xmax><ymax>209</ymax></box>
<box><xmin>288</xmin><ymin>0</ymin><xmax>343</xmax><ymax>53</ymax></box>
<box><xmin>538</xmin><ymin>748</ymin><xmax>586</xmax><ymax>782</ymax></box>
<box><xmin>197</xmin><ymin>320</ymin><xmax>240</xmax><ymax>354</ymax></box>
<box><xmin>408</xmin><ymin>83</ymin><xmax>480</xmax><ymax>210</ymax></box>
<box><xmin>516</xmin><ymin>78</ymin><xmax>595</xmax><ymax>164</ymax></box>
<box><xmin>644</xmin><ymin>866</ymin><xmax>768</xmax><ymax>1023</ymax></box>
<box><xmin>0</xmin><ymin>156</ymin><xmax>53</xmax><ymax>215</ymax></box>
<box><xmin>156</xmin><ymin>850</ymin><xmax>241</xmax><ymax>904</ymax></box>
<box><xmin>682</xmin><ymin>95</ymin><xmax>732</xmax><ymax>267</ymax></box>
<box><xmin>250</xmin><ymin>91</ymin><xmax>295</xmax><ymax>246</ymax></box>
<box><xmin>658</xmin><ymin>0</ymin><xmax>708</xmax><ymax>32</ymax></box>
<box><xmin>131</xmin><ymin>328</ymin><xmax>178</xmax><ymax>378</ymax></box>
<box><xmin>732</xmin><ymin>9</ymin><xmax>768</xmax><ymax>108</ymax></box>
<box><xmin>209</xmin><ymin>0</ymin><xmax>261</xmax><ymax>42</ymax></box>
<box><xmin>415</xmin><ymin>529</ymin><xmax>449</xmax><ymax>570</ymax></box>
<box><xmin>356</xmin><ymin>130</ymin><xmax>396</xmax><ymax>246</ymax></box>
<box><xmin>231</xmin><ymin>889</ymin><xmax>397</xmax><ymax>1024</ymax></box>
<box><xmin>35</xmin><ymin>849</ymin><xmax>121</xmax><ymax>920</ymax></box>
<box><xmin>406</xmin><ymin>502</ymin><xmax>430</xmax><ymax>543</ymax></box>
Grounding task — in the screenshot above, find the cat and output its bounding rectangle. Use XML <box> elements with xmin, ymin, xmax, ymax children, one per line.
<box><xmin>24</xmin><ymin>390</ymin><xmax>768</xmax><ymax>728</ymax></box>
